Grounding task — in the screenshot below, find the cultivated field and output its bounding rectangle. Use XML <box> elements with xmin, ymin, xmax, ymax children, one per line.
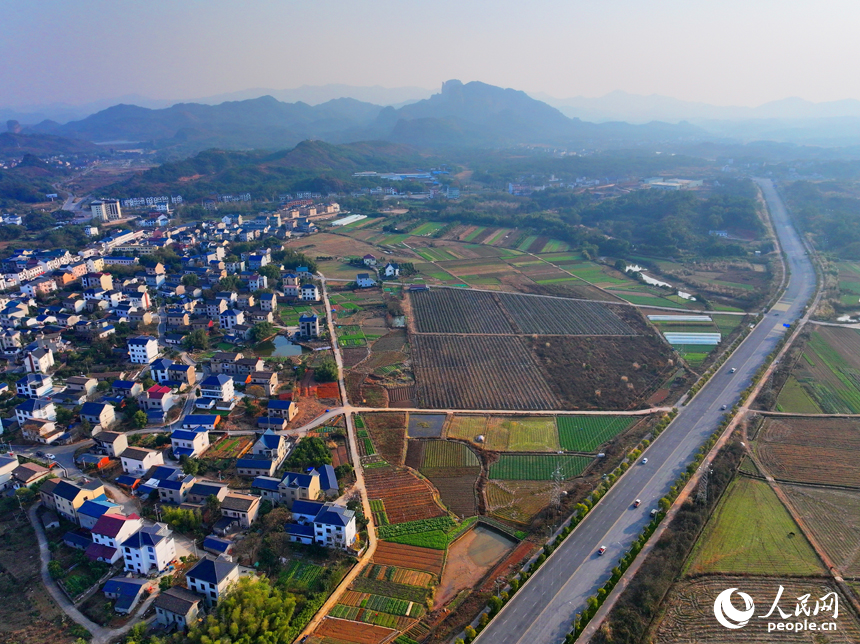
<box><xmin>410</xmin><ymin>288</ymin><xmax>514</xmax><ymax>334</ymax></box>
<box><xmin>784</xmin><ymin>483</ymin><xmax>860</xmax><ymax>577</ymax></box>
<box><xmin>412</xmin><ymin>335</ymin><xmax>562</xmax><ymax>410</ymax></box>
<box><xmin>755</xmin><ymin>417</ymin><xmax>860</xmax><ymax>487</ymax></box>
<box><xmin>685</xmin><ymin>477</ymin><xmax>823</xmax><ymax>576</ymax></box>
<box><xmin>484</xmin><ymin>416</ymin><xmax>560</xmax><ymax>451</ymax></box>
<box><xmin>405</xmin><ymin>440</ymin><xmax>482</xmax><ymax>517</ymax></box>
<box><xmin>372</xmin><ymin>542</ymin><xmax>445</xmax><ymax>576</ymax></box>
<box><xmin>364</xmin><ymin>467</ymin><xmax>447</xmax><ymax>524</ymax></box>
<box><xmin>360</xmin><ymin>564</ymin><xmax>435</xmax><ymax>588</ymax></box>
<box><xmin>556</xmin><ymin>416</ymin><xmax>637</xmax><ymax>452</ymax></box>
<box><xmin>314</xmin><ymin>618</ymin><xmax>395</xmax><ymax>644</ymax></box>
<box><xmin>777</xmin><ymin>326</ymin><xmax>860</xmax><ymax>413</ymax></box>
<box><xmin>363</xmin><ymin>413</ymin><xmax>407</xmax><ymax>466</ymax></box>
<box><xmin>418</xmin><ymin>440</ymin><xmax>480</xmax><ymax>468</ymax></box>
<box><xmin>653</xmin><ymin>576</ymin><xmax>860</xmax><ymax>643</ymax></box>
<box><xmin>486</xmin><ymin>480</ymin><xmax>555</xmax><ymax>524</ymax></box>
<box><xmin>447</xmin><ymin>415</ymin><xmax>489</xmax><ymax>441</ymax></box>
<box><xmin>489</xmin><ymin>454</ymin><xmax>592</xmax><ymax>480</ymax></box>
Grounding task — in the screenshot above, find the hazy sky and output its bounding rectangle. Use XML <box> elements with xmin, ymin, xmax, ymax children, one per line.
<box><xmin>3</xmin><ymin>0</ymin><xmax>859</xmax><ymax>108</ymax></box>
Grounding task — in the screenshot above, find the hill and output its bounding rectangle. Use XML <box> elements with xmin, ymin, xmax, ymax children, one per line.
<box><xmin>0</xmin><ymin>131</ymin><xmax>101</xmax><ymax>157</ymax></box>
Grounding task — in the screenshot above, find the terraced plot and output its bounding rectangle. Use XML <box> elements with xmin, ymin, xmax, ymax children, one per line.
<box><xmin>556</xmin><ymin>416</ymin><xmax>636</xmax><ymax>452</ymax></box>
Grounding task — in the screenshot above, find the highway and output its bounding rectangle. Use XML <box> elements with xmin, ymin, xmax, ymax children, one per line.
<box><xmin>475</xmin><ymin>178</ymin><xmax>817</xmax><ymax>644</ymax></box>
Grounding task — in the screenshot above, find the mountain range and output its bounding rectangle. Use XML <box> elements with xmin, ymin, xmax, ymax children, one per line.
<box><xmin>18</xmin><ymin>80</ymin><xmax>707</xmax><ymax>154</ymax></box>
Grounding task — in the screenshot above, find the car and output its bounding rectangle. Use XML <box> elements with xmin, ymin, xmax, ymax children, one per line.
<box><xmin>597</xmin><ymin>546</ymin><xmax>607</xmax><ymax>555</ymax></box>
<box><xmin>729</xmin><ymin>367</ymin><xmax>736</xmax><ymax>373</ymax></box>
<box><xmin>721</xmin><ymin>404</ymin><xmax>727</xmax><ymax>410</ymax></box>
<box><xmin>35</xmin><ymin>450</ymin><xmax>45</xmax><ymax>457</ymax></box>
<box><xmin>641</xmin><ymin>458</ymin><xmax>648</xmax><ymax>464</ymax></box>
<box><xmin>44</xmin><ymin>453</ymin><xmax>56</xmax><ymax>461</ymax></box>
<box><xmin>650</xmin><ymin>509</ymin><xmax>658</xmax><ymax>517</ymax></box>
<box><xmin>633</xmin><ymin>499</ymin><xmax>641</xmax><ymax>508</ymax></box>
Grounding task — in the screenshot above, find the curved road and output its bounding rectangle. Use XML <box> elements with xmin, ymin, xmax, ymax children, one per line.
<box><xmin>475</xmin><ymin>178</ymin><xmax>817</xmax><ymax>644</ymax></box>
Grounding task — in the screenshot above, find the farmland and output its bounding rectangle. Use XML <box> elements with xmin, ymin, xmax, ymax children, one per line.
<box><xmin>406</xmin><ymin>413</ymin><xmax>447</xmax><ymax>438</ymax></box>
<box><xmin>754</xmin><ymin>417</ymin><xmax>860</xmax><ymax>487</ymax></box>
<box><xmin>204</xmin><ymin>434</ymin><xmax>253</xmax><ymax>459</ymax></box>
<box><xmin>360</xmin><ymin>564</ymin><xmax>435</xmax><ymax>589</ymax></box>
<box><xmin>405</xmin><ymin>440</ymin><xmax>481</xmax><ymax>517</ymax></box>
<box><xmin>486</xmin><ymin>480</ymin><xmax>556</xmax><ymax>524</ymax></box>
<box><xmin>363</xmin><ymin>413</ymin><xmax>407</xmax><ymax>466</ymax></box>
<box><xmin>653</xmin><ymin>576</ymin><xmax>860</xmax><ymax>642</ymax></box>
<box><xmin>364</xmin><ymin>467</ymin><xmax>447</xmax><ymax>524</ymax></box>
<box><xmin>775</xmin><ymin>326</ymin><xmax>860</xmax><ymax>413</ymax></box>
<box><xmin>372</xmin><ymin>542</ymin><xmax>445</xmax><ymax>576</ymax></box>
<box><xmin>446</xmin><ymin>415</ymin><xmax>488</xmax><ymax>441</ymax></box>
<box><xmin>412</xmin><ymin>335</ymin><xmax>561</xmax><ymax>410</ymax></box>
<box><xmin>784</xmin><ymin>483</ymin><xmax>860</xmax><ymax>576</ymax></box>
<box><xmin>314</xmin><ymin>618</ymin><xmax>395</xmax><ymax>644</ymax></box>
<box><xmin>417</xmin><ymin>440</ymin><xmax>480</xmax><ymax>468</ymax></box>
<box><xmin>484</xmin><ymin>416</ymin><xmax>560</xmax><ymax>451</ymax></box>
<box><xmin>556</xmin><ymin>416</ymin><xmax>636</xmax><ymax>452</ymax></box>
<box><xmin>410</xmin><ymin>288</ymin><xmax>514</xmax><ymax>334</ymax></box>
<box><xmin>685</xmin><ymin>477</ymin><xmax>823</xmax><ymax>576</ymax></box>
<box><xmin>489</xmin><ymin>454</ymin><xmax>592</xmax><ymax>480</ymax></box>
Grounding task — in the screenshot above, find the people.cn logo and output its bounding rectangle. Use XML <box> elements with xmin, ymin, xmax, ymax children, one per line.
<box><xmin>714</xmin><ymin>588</ymin><xmax>756</xmax><ymax>629</ymax></box>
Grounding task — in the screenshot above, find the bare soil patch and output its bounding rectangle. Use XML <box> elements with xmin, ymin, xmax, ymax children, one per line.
<box><xmin>372</xmin><ymin>542</ymin><xmax>445</xmax><ymax>576</ymax></box>
<box><xmin>434</xmin><ymin>526</ymin><xmax>516</xmax><ymax>608</ymax></box>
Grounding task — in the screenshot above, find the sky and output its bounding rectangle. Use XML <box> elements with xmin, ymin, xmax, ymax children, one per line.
<box><xmin>3</xmin><ymin>0</ymin><xmax>859</xmax><ymax>109</ymax></box>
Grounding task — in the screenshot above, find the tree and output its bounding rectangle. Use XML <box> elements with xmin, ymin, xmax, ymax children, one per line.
<box><xmin>132</xmin><ymin>410</ymin><xmax>148</xmax><ymax>428</ymax></box>
<box><xmin>258</xmin><ymin>264</ymin><xmax>281</xmax><ymax>281</ymax></box>
<box><xmin>180</xmin><ymin>455</ymin><xmax>200</xmax><ymax>475</ymax></box>
<box><xmin>55</xmin><ymin>407</ymin><xmax>74</xmax><ymax>426</ymax></box>
<box><xmin>183</xmin><ymin>329</ymin><xmax>209</xmax><ymax>351</ymax></box>
<box><xmin>181</xmin><ymin>273</ymin><xmax>199</xmax><ymax>287</ymax></box>
<box><xmin>464</xmin><ymin>626</ymin><xmax>477</xmax><ymax>642</ymax></box>
<box><xmin>218</xmin><ymin>275</ymin><xmax>243</xmax><ymax>291</ymax></box>
<box><xmin>314</xmin><ymin>358</ymin><xmax>338</xmax><ymax>382</ymax></box>
<box><xmin>250</xmin><ymin>321</ymin><xmax>275</xmax><ymax>342</ymax></box>
<box><xmin>246</xmin><ymin>384</ymin><xmax>265</xmax><ymax>399</ymax></box>
<box><xmin>141</xmin><ymin>377</ymin><xmax>156</xmax><ymax>390</ymax></box>
<box><xmin>285</xmin><ymin>436</ymin><xmax>332</xmax><ymax>469</ymax></box>
<box><xmin>205</xmin><ymin>494</ymin><xmax>221</xmax><ymax>516</ymax></box>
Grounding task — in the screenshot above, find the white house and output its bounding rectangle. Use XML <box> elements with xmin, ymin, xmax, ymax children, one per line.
<box><xmin>24</xmin><ymin>347</ymin><xmax>54</xmax><ymax>374</ymax></box>
<box><xmin>170</xmin><ymin>427</ymin><xmax>210</xmax><ymax>459</ymax></box>
<box><xmin>15</xmin><ymin>398</ymin><xmax>56</xmax><ymax>424</ymax></box>
<box><xmin>16</xmin><ymin>373</ymin><xmax>53</xmax><ymax>398</ymax></box>
<box><xmin>121</xmin><ymin>524</ymin><xmax>176</xmax><ymax>574</ymax></box>
<box><xmin>127</xmin><ymin>336</ymin><xmax>159</xmax><ymax>364</ymax></box>
<box><xmin>298</xmin><ymin>314</ymin><xmax>319</xmax><ymax>338</ymax></box>
<box><xmin>282</xmin><ymin>273</ymin><xmax>300</xmax><ymax>297</ymax></box>
<box><xmin>120</xmin><ymin>447</ymin><xmax>164</xmax><ymax>475</ymax></box>
<box><xmin>198</xmin><ymin>375</ymin><xmax>234</xmax><ymax>402</ymax></box>
<box><xmin>356</xmin><ymin>273</ymin><xmax>376</xmax><ymax>288</ymax></box>
<box><xmin>219</xmin><ymin>309</ymin><xmax>245</xmax><ymax>330</ymax></box>
<box><xmin>186</xmin><ymin>557</ymin><xmax>239</xmax><ymax>605</ymax></box>
<box><xmin>383</xmin><ymin>262</ymin><xmax>400</xmax><ymax>278</ymax></box>
<box><xmin>89</xmin><ymin>513</ymin><xmax>144</xmax><ymax>564</ymax></box>
<box><xmin>248</xmin><ymin>274</ymin><xmax>267</xmax><ymax>291</ymax></box>
<box><xmin>300</xmin><ymin>283</ymin><xmax>319</xmax><ymax>301</ymax></box>
<box><xmin>285</xmin><ymin>500</ymin><xmax>357</xmax><ymax>550</ymax></box>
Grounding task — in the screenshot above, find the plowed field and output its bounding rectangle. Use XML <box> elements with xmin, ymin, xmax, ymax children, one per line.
<box><xmin>372</xmin><ymin>542</ymin><xmax>445</xmax><ymax>576</ymax></box>
<box><xmin>364</xmin><ymin>467</ymin><xmax>446</xmax><ymax>524</ymax></box>
<box><xmin>314</xmin><ymin>618</ymin><xmax>395</xmax><ymax>644</ymax></box>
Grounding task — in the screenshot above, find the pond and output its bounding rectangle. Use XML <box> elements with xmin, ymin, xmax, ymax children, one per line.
<box><xmin>254</xmin><ymin>335</ymin><xmax>307</xmax><ymax>357</ymax></box>
<box><xmin>435</xmin><ymin>525</ymin><xmax>517</xmax><ymax>608</ymax></box>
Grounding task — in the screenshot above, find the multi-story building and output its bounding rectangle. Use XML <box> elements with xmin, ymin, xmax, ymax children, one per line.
<box><xmin>88</xmin><ymin>513</ymin><xmax>144</xmax><ymax>564</ymax></box>
<box><xmin>91</xmin><ymin>199</ymin><xmax>122</xmax><ymax>222</ymax></box>
<box><xmin>121</xmin><ymin>524</ymin><xmax>176</xmax><ymax>574</ymax></box>
<box><xmin>127</xmin><ymin>336</ymin><xmax>159</xmax><ymax>363</ymax></box>
<box><xmin>170</xmin><ymin>427</ymin><xmax>210</xmax><ymax>459</ymax></box>
<box><xmin>186</xmin><ymin>557</ymin><xmax>239</xmax><ymax>605</ymax></box>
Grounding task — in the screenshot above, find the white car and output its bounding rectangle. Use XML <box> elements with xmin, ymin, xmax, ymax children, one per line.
<box><xmin>44</xmin><ymin>453</ymin><xmax>56</xmax><ymax>461</ymax></box>
<box><xmin>597</xmin><ymin>546</ymin><xmax>607</xmax><ymax>555</ymax></box>
<box><xmin>641</xmin><ymin>458</ymin><xmax>648</xmax><ymax>464</ymax></box>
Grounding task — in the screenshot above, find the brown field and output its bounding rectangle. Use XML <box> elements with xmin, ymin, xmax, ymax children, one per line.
<box><xmin>205</xmin><ymin>434</ymin><xmax>253</xmax><ymax>459</ymax></box>
<box><xmin>342</xmin><ymin>347</ymin><xmax>369</xmax><ymax>368</ymax></box>
<box><xmin>364</xmin><ymin>467</ymin><xmax>447</xmax><ymax>524</ymax></box>
<box><xmin>784</xmin><ymin>483</ymin><xmax>860</xmax><ymax>576</ymax></box>
<box><xmin>362</xmin><ymin>564</ymin><xmax>435</xmax><ymax>588</ymax></box>
<box><xmin>314</xmin><ymin>617</ymin><xmax>396</xmax><ymax>644</ymax></box>
<box><xmin>422</xmin><ymin>470</ymin><xmax>481</xmax><ymax>517</ymax></box>
<box><xmin>653</xmin><ymin>575</ymin><xmax>860</xmax><ymax>643</ymax></box>
<box><xmin>331</xmin><ymin>442</ymin><xmax>350</xmax><ymax>468</ymax></box>
<box><xmin>364</xmin><ymin>412</ymin><xmax>407</xmax><ymax>465</ymax></box>
<box><xmin>486</xmin><ymin>480</ymin><xmax>554</xmax><ymax>524</ymax></box>
<box><xmin>372</xmin><ymin>542</ymin><xmax>445</xmax><ymax>576</ymax></box>
<box><xmin>755</xmin><ymin>417</ymin><xmax>860</xmax><ymax>487</ymax></box>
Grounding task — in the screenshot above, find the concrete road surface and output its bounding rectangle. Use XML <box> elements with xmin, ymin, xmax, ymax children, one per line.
<box><xmin>475</xmin><ymin>178</ymin><xmax>817</xmax><ymax>644</ymax></box>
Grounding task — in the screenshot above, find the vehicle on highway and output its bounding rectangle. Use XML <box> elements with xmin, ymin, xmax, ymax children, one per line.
<box><xmin>44</xmin><ymin>453</ymin><xmax>56</xmax><ymax>460</ymax></box>
<box><xmin>633</xmin><ymin>499</ymin><xmax>641</xmax><ymax>508</ymax></box>
<box><xmin>36</xmin><ymin>450</ymin><xmax>45</xmax><ymax>457</ymax></box>
<box><xmin>729</xmin><ymin>367</ymin><xmax>736</xmax><ymax>373</ymax></box>
<box><xmin>641</xmin><ymin>458</ymin><xmax>648</xmax><ymax>464</ymax></box>
<box><xmin>650</xmin><ymin>509</ymin><xmax>658</xmax><ymax>517</ymax></box>
<box><xmin>721</xmin><ymin>404</ymin><xmax>727</xmax><ymax>410</ymax></box>
<box><xmin>597</xmin><ymin>546</ymin><xmax>607</xmax><ymax>556</ymax></box>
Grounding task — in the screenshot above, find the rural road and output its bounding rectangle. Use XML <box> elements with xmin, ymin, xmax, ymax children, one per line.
<box><xmin>475</xmin><ymin>178</ymin><xmax>817</xmax><ymax>644</ymax></box>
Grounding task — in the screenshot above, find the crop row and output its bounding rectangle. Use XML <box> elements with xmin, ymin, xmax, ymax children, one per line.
<box><xmin>410</xmin><ymin>288</ymin><xmax>514</xmax><ymax>334</ymax></box>
<box><xmin>489</xmin><ymin>454</ymin><xmax>592</xmax><ymax>480</ymax></box>
<box><xmin>377</xmin><ymin>516</ymin><xmax>456</xmax><ymax>539</ymax></box>
<box><xmin>497</xmin><ymin>292</ymin><xmax>636</xmax><ymax>336</ymax></box>
<box><xmin>420</xmin><ymin>440</ymin><xmax>480</xmax><ymax>468</ymax></box>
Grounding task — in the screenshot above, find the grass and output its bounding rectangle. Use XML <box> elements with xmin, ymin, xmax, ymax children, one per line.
<box><xmin>379</xmin><ymin>516</ymin><xmax>478</xmax><ymax>550</ymax></box>
<box><xmin>447</xmin><ymin>415</ymin><xmax>488</xmax><ymax>440</ymax></box>
<box><xmin>556</xmin><ymin>416</ymin><xmax>636</xmax><ymax>452</ymax></box>
<box><xmin>685</xmin><ymin>476</ymin><xmax>824</xmax><ymax>576</ymax></box>
<box><xmin>485</xmin><ymin>416</ymin><xmax>560</xmax><ymax>451</ymax></box>
<box><xmin>776</xmin><ymin>375</ymin><xmax>824</xmax><ymax>413</ymax></box>
<box><xmin>489</xmin><ymin>454</ymin><xmax>591</xmax><ymax>480</ymax></box>
<box><xmin>279</xmin><ymin>560</ymin><xmax>326</xmax><ymax>589</ymax></box>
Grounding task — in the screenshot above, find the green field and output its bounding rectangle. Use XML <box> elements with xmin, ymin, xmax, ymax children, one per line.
<box><xmin>420</xmin><ymin>440</ymin><xmax>480</xmax><ymax>468</ymax></box>
<box><xmin>463</xmin><ymin>226</ymin><xmax>488</xmax><ymax>242</ymax></box>
<box><xmin>489</xmin><ymin>454</ymin><xmax>592</xmax><ymax>480</ymax></box>
<box><xmin>447</xmin><ymin>415</ymin><xmax>488</xmax><ymax>440</ymax></box>
<box><xmin>783</xmin><ymin>329</ymin><xmax>860</xmax><ymax>413</ymax></box>
<box><xmin>557</xmin><ymin>416</ymin><xmax>636</xmax><ymax>452</ymax></box>
<box><xmin>279</xmin><ymin>560</ymin><xmax>326</xmax><ymax>588</ymax></box>
<box><xmin>485</xmin><ymin>417</ymin><xmax>560</xmax><ymax>451</ymax></box>
<box><xmin>411</xmin><ymin>222</ymin><xmax>446</xmax><ymax>236</ymax></box>
<box><xmin>415</xmin><ymin>247</ymin><xmax>460</xmax><ymax>262</ymax></box>
<box><xmin>685</xmin><ymin>477</ymin><xmax>823</xmax><ymax>576</ymax></box>
<box><xmin>776</xmin><ymin>375</ymin><xmax>824</xmax><ymax>413</ymax></box>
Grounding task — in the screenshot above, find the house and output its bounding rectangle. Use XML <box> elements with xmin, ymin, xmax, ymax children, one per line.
<box><xmin>76</xmin><ymin>453</ymin><xmax>111</xmax><ymax>471</ymax></box>
<box><xmin>24</xmin><ymin>347</ymin><xmax>54</xmax><ymax>374</ymax></box>
<box><xmin>50</xmin><ymin>479</ymin><xmax>105</xmax><ymax>522</ymax></box>
<box><xmin>362</xmin><ymin>254</ymin><xmax>377</xmax><ymax>266</ymax></box>
<box><xmin>318</xmin><ymin>464</ymin><xmax>339</xmax><ymax>496</ymax></box>
<box><xmin>120</xmin><ymin>447</ymin><xmax>164</xmax><ymax>475</ymax></box>
<box><xmin>257</xmin><ymin>416</ymin><xmax>287</xmax><ymax>431</ymax></box>
<box><xmin>103</xmin><ymin>576</ymin><xmax>152</xmax><ymax>614</ymax></box>
<box><xmin>249</xmin><ymin>370</ymin><xmax>278</xmax><ymax>397</ymax></box>
<box><xmin>235</xmin><ymin>457</ymin><xmax>276</xmax><ymax>478</ymax></box>
<box><xmin>149</xmin><ymin>358</ymin><xmax>174</xmax><ymax>384</ymax></box>
<box><xmin>16</xmin><ymin>373</ymin><xmax>53</xmax><ymax>398</ymax></box>
<box><xmin>299</xmin><ymin>314</ymin><xmax>319</xmax><ymax>338</ymax></box>
<box><xmin>219</xmin><ymin>309</ymin><xmax>245</xmax><ymax>330</ymax></box>
<box><xmin>168</xmin><ymin>363</ymin><xmax>196</xmax><ymax>387</ymax></box>
<box><xmin>279</xmin><ymin>470</ymin><xmax>321</xmax><ymax>508</ymax></box>
<box><xmin>93</xmin><ymin>430</ymin><xmax>128</xmax><ymax>457</ymax></box>
<box><xmin>127</xmin><ymin>336</ymin><xmax>159</xmax><ymax>364</ymax></box>
<box><xmin>154</xmin><ymin>586</ymin><xmax>202</xmax><ymax>630</ymax></box>
<box><xmin>252</xmin><ymin>429</ymin><xmax>289</xmax><ymax>466</ymax></box>
<box><xmin>254</xmin><ymin>290</ymin><xmax>275</xmax><ymax>312</ymax></box>
<box><xmin>202</xmin><ymin>535</ymin><xmax>233</xmax><ymax>557</ymax></box>
<box><xmin>171</xmin><ymin>427</ymin><xmax>210</xmax><ymax>459</ymax></box>
<box><xmin>76</xmin><ymin>497</ymin><xmax>120</xmax><ymax>529</ymax></box>
<box><xmin>248</xmin><ymin>274</ymin><xmax>267</xmax><ymax>291</ymax></box>
<box><xmin>209</xmin><ymin>352</ymin><xmax>243</xmax><ymax>375</ymax></box>
<box><xmin>122</xmin><ymin>523</ymin><xmax>176</xmax><ymax>574</ymax></box>
<box><xmin>186</xmin><ymin>481</ymin><xmax>229</xmax><ymax>505</ymax></box>
<box><xmin>285</xmin><ymin>500</ymin><xmax>357</xmax><ymax>550</ymax></box>
<box><xmin>0</xmin><ymin>454</ymin><xmax>18</xmax><ymax>491</ymax></box>
<box><xmin>11</xmin><ymin>462</ymin><xmax>51</xmax><ymax>488</ymax></box>
<box><xmin>112</xmin><ymin>380</ymin><xmax>143</xmax><ymax>398</ymax></box>
<box><xmin>65</xmin><ymin>375</ymin><xmax>98</xmax><ymax>396</ymax></box>
<box><xmin>266</xmin><ymin>399</ymin><xmax>298</xmax><ymax>421</ymax></box>
<box><xmin>15</xmin><ymin>398</ymin><xmax>56</xmax><ymax>424</ymax></box>
<box><xmin>300</xmin><ymin>283</ymin><xmax>319</xmax><ymax>301</ymax></box>
<box><xmin>21</xmin><ymin>418</ymin><xmax>62</xmax><ymax>444</ymax></box>
<box><xmin>0</xmin><ymin>329</ymin><xmax>22</xmax><ymax>353</ymax></box>
<box><xmin>356</xmin><ymin>273</ymin><xmax>375</xmax><ymax>288</ymax></box>
<box><xmin>82</xmin><ymin>272</ymin><xmax>113</xmax><ymax>291</ymax></box>
<box><xmin>383</xmin><ymin>262</ymin><xmax>400</xmax><ymax>278</ymax></box>
<box><xmin>220</xmin><ymin>493</ymin><xmax>260</xmax><ymax>528</ymax></box>
<box><xmin>282</xmin><ymin>273</ymin><xmax>300</xmax><ymax>297</ymax></box>
<box><xmin>186</xmin><ymin>557</ymin><xmax>239</xmax><ymax>605</ymax></box>
<box><xmin>158</xmin><ymin>474</ymin><xmax>196</xmax><ymax>504</ymax></box>
<box><xmin>38</xmin><ymin>478</ymin><xmax>60</xmax><ymax>510</ymax></box>
<box><xmin>140</xmin><ymin>384</ymin><xmax>175</xmax><ymax>413</ymax></box>
<box><xmin>88</xmin><ymin>513</ymin><xmax>143</xmax><ymax>563</ymax></box>
<box><xmin>251</xmin><ymin>476</ymin><xmax>282</xmax><ymax>504</ymax></box>
<box><xmin>199</xmin><ymin>375</ymin><xmax>234</xmax><ymax>402</ymax></box>
<box><xmin>181</xmin><ymin>415</ymin><xmax>219</xmax><ymax>432</ymax></box>
<box><xmin>80</xmin><ymin>402</ymin><xmax>116</xmax><ymax>428</ymax></box>
<box><xmin>235</xmin><ymin>357</ymin><xmax>263</xmax><ymax>376</ymax></box>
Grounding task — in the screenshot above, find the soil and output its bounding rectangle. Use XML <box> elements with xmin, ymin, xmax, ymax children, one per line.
<box><xmin>372</xmin><ymin>542</ymin><xmax>445</xmax><ymax>576</ymax></box>
<box><xmin>434</xmin><ymin>526</ymin><xmax>516</xmax><ymax>608</ymax></box>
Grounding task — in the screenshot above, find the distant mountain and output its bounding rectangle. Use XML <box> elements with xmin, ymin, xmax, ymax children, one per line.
<box><xmin>0</xmin><ymin>131</ymin><xmax>101</xmax><ymax>157</ymax></box>
<box><xmin>22</xmin><ymin>81</ymin><xmax>708</xmax><ymax>154</ymax></box>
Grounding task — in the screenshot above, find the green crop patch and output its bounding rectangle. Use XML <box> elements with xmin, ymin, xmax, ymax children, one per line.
<box><xmin>489</xmin><ymin>454</ymin><xmax>591</xmax><ymax>480</ymax></box>
<box><xmin>556</xmin><ymin>416</ymin><xmax>636</xmax><ymax>452</ymax></box>
<box><xmin>420</xmin><ymin>440</ymin><xmax>480</xmax><ymax>468</ymax></box>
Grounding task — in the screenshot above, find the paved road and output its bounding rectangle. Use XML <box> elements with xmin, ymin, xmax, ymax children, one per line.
<box><xmin>475</xmin><ymin>178</ymin><xmax>817</xmax><ymax>644</ymax></box>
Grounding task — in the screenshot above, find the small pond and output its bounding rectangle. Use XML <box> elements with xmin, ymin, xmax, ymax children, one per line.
<box><xmin>254</xmin><ymin>335</ymin><xmax>307</xmax><ymax>357</ymax></box>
